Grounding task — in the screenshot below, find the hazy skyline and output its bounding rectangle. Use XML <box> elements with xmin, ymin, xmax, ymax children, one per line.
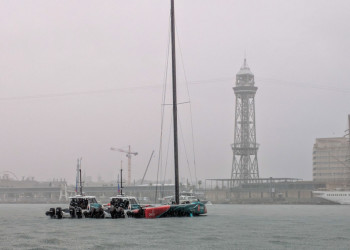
<box><xmin>1</xmin><ymin>0</ymin><xmax>349</xmax><ymax>185</ymax></box>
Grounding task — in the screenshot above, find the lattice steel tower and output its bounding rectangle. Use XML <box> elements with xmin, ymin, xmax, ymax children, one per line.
<box><xmin>231</xmin><ymin>58</ymin><xmax>259</xmax><ymax>181</ymax></box>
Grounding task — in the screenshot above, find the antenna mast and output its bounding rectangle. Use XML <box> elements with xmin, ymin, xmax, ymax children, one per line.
<box><xmin>79</xmin><ymin>158</ymin><xmax>83</xmax><ymax>195</ymax></box>
<box><xmin>120</xmin><ymin>160</ymin><xmax>123</xmax><ymax>195</ymax></box>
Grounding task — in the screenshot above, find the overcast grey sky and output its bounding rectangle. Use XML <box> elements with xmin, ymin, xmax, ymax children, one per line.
<box><xmin>0</xmin><ymin>0</ymin><xmax>349</xmax><ymax>185</ymax></box>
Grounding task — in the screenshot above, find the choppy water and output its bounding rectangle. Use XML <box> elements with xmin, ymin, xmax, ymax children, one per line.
<box><xmin>1</xmin><ymin>204</ymin><xmax>350</xmax><ymax>249</ymax></box>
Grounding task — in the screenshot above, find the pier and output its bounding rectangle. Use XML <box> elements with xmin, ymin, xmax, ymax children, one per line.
<box><xmin>205</xmin><ymin>178</ymin><xmax>329</xmax><ymax>204</ymax></box>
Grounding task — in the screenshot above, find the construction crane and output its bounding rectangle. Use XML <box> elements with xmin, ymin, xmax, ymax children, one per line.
<box><xmin>111</xmin><ymin>145</ymin><xmax>138</xmax><ymax>186</ymax></box>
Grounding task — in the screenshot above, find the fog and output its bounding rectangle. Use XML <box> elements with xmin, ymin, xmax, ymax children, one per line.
<box><xmin>0</xmin><ymin>0</ymin><xmax>349</xmax><ymax>185</ymax></box>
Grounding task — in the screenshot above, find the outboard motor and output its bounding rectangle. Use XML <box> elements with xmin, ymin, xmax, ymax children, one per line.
<box><xmin>45</xmin><ymin>208</ymin><xmax>55</xmax><ymax>218</ymax></box>
<box><xmin>69</xmin><ymin>207</ymin><xmax>76</xmax><ymax>218</ymax></box>
<box><xmin>97</xmin><ymin>207</ymin><xmax>105</xmax><ymax>218</ymax></box>
<box><xmin>76</xmin><ymin>207</ymin><xmax>82</xmax><ymax>218</ymax></box>
<box><xmin>56</xmin><ymin>207</ymin><xmax>62</xmax><ymax>219</ymax></box>
<box><xmin>109</xmin><ymin>206</ymin><xmax>117</xmax><ymax>219</ymax></box>
<box><xmin>88</xmin><ymin>203</ymin><xmax>104</xmax><ymax>218</ymax></box>
<box><xmin>116</xmin><ymin>207</ymin><xmax>125</xmax><ymax>218</ymax></box>
<box><xmin>124</xmin><ymin>201</ymin><xmax>129</xmax><ymax>210</ymax></box>
<box><xmin>83</xmin><ymin>211</ymin><xmax>89</xmax><ymax>218</ymax></box>
<box><xmin>89</xmin><ymin>207</ymin><xmax>96</xmax><ymax>218</ymax></box>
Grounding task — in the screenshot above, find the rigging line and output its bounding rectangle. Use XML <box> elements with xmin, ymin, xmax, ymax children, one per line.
<box><xmin>2</xmin><ymin>77</ymin><xmax>350</xmax><ymax>103</ymax></box>
<box><xmin>155</xmin><ymin>14</ymin><xmax>171</xmax><ymax>204</ymax></box>
<box><xmin>175</xmin><ymin>22</ymin><xmax>198</xmax><ymax>186</ymax></box>
<box><xmin>157</xmin><ymin>49</ymin><xmax>169</xmax><ymax>201</ymax></box>
<box><xmin>189</xmin><ymin>77</ymin><xmax>234</xmax><ymax>85</ymax></box>
<box><xmin>191</xmin><ymin>76</ymin><xmax>350</xmax><ymax>94</ymax></box>
<box><xmin>192</xmin><ymin>75</ymin><xmax>350</xmax><ymax>94</ymax></box>
<box><xmin>178</xmin><ymin>115</ymin><xmax>193</xmax><ymax>186</ymax></box>
<box><xmin>162</xmin><ymin>101</ymin><xmax>190</xmax><ymax>106</ymax></box>
<box><xmin>162</xmin><ymin>115</ymin><xmax>173</xmax><ymax>193</ymax></box>
<box><xmin>0</xmin><ymin>78</ymin><xmax>231</xmax><ymax>102</ymax></box>
<box><xmin>258</xmin><ymin>78</ymin><xmax>350</xmax><ymax>94</ymax></box>
<box><xmin>0</xmin><ymin>77</ymin><xmax>232</xmax><ymax>103</ymax></box>
<box><xmin>0</xmin><ymin>85</ymin><xmax>161</xmax><ymax>102</ymax></box>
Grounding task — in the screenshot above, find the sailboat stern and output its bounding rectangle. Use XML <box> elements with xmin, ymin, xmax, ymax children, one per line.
<box><xmin>191</xmin><ymin>201</ymin><xmax>207</xmax><ymax>215</ymax></box>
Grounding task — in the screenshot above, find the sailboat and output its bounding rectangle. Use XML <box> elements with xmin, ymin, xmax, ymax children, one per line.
<box><xmin>127</xmin><ymin>0</ymin><xmax>207</xmax><ymax>218</ymax></box>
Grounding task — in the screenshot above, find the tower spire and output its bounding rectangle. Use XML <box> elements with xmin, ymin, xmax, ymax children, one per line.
<box><xmin>244</xmin><ymin>50</ymin><xmax>247</xmax><ymax>67</ymax></box>
<box><xmin>241</xmin><ymin>56</ymin><xmax>249</xmax><ymax>70</ymax></box>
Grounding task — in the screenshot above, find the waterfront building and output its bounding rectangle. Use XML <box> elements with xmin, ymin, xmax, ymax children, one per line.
<box><xmin>313</xmin><ymin>137</ymin><xmax>350</xmax><ymax>188</ymax></box>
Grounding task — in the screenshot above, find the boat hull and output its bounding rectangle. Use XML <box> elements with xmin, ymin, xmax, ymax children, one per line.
<box><xmin>313</xmin><ymin>190</ymin><xmax>350</xmax><ymax>205</ymax></box>
<box><xmin>128</xmin><ymin>201</ymin><xmax>207</xmax><ymax>218</ymax></box>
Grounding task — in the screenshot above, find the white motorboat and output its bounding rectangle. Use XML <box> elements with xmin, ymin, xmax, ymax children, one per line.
<box><xmin>313</xmin><ymin>190</ymin><xmax>350</xmax><ymax>205</ymax></box>
<box><xmin>45</xmin><ymin>195</ymin><xmax>105</xmax><ymax>219</ymax></box>
<box><xmin>103</xmin><ymin>194</ymin><xmax>142</xmax><ymax>218</ymax></box>
<box><xmin>45</xmin><ymin>159</ymin><xmax>105</xmax><ymax>219</ymax></box>
<box><xmin>161</xmin><ymin>191</ymin><xmax>212</xmax><ymax>205</ymax></box>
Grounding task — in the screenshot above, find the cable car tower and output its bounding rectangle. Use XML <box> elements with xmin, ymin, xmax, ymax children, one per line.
<box><xmin>231</xmin><ymin>58</ymin><xmax>259</xmax><ymax>184</ymax></box>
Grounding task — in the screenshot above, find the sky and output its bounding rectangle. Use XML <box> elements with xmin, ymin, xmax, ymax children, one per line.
<box><xmin>0</xmin><ymin>0</ymin><xmax>349</xmax><ymax>185</ymax></box>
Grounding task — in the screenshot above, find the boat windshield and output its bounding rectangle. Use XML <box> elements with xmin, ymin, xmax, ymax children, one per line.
<box><xmin>70</xmin><ymin>198</ymin><xmax>77</xmax><ymax>207</ymax></box>
<box><xmin>70</xmin><ymin>198</ymin><xmax>88</xmax><ymax>209</ymax></box>
<box><xmin>129</xmin><ymin>198</ymin><xmax>138</xmax><ymax>205</ymax></box>
<box><xmin>88</xmin><ymin>198</ymin><xmax>98</xmax><ymax>204</ymax></box>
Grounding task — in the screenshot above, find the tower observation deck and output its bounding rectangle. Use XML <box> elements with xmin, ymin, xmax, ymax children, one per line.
<box><xmin>231</xmin><ymin>58</ymin><xmax>259</xmax><ymax>182</ymax></box>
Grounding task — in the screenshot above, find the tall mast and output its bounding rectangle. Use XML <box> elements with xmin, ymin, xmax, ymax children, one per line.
<box><xmin>120</xmin><ymin>167</ymin><xmax>123</xmax><ymax>196</ymax></box>
<box><xmin>170</xmin><ymin>0</ymin><xmax>179</xmax><ymax>204</ymax></box>
<box><xmin>76</xmin><ymin>159</ymin><xmax>79</xmax><ymax>194</ymax></box>
<box><xmin>127</xmin><ymin>145</ymin><xmax>131</xmax><ymax>186</ymax></box>
<box><xmin>79</xmin><ymin>158</ymin><xmax>83</xmax><ymax>195</ymax></box>
<box><xmin>120</xmin><ymin>160</ymin><xmax>123</xmax><ymax>195</ymax></box>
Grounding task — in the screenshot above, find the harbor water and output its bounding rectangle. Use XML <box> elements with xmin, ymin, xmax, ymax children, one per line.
<box><xmin>1</xmin><ymin>204</ymin><xmax>350</xmax><ymax>249</ymax></box>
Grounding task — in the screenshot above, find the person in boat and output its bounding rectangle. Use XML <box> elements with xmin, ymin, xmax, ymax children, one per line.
<box><xmin>83</xmin><ymin>199</ymin><xmax>88</xmax><ymax>209</ymax></box>
<box><xmin>70</xmin><ymin>198</ymin><xmax>77</xmax><ymax>207</ymax></box>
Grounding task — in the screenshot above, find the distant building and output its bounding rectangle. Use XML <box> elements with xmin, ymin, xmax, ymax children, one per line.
<box><xmin>313</xmin><ymin>137</ymin><xmax>350</xmax><ymax>188</ymax></box>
